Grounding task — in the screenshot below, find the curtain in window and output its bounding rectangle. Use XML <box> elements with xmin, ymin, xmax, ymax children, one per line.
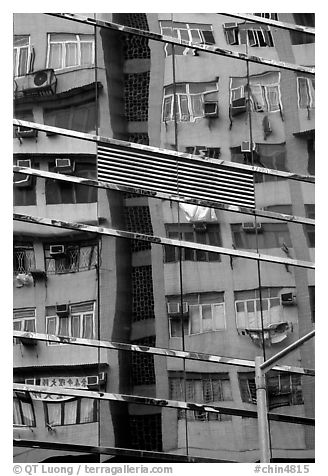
<box><xmin>18</xmin><ymin>47</ymin><xmax>29</xmax><ymax>76</ymax></box>
<box><xmin>189</xmin><ymin>305</ymin><xmax>201</xmax><ymax>334</ymax></box>
<box><xmin>83</xmin><ymin>313</ymin><xmax>94</xmax><ymax>339</ymax></box>
<box><xmin>201</xmin><ymin>304</ymin><xmax>213</xmax><ymax>331</ymax></box>
<box><xmin>81</xmin><ymin>42</ymin><xmax>93</xmax><ymax>66</ymax></box>
<box><xmin>47</xmin><ymin>403</ymin><xmax>62</xmax><ymax>426</ymax></box>
<box><xmin>48</xmin><ymin>43</ymin><xmax>62</xmax><ymax>69</ymax></box>
<box><xmin>213</xmin><ymin>303</ymin><xmax>225</xmax><ymax>329</ymax></box>
<box><xmin>80</xmin><ymin>398</ymin><xmax>95</xmax><ymax>423</ymax></box>
<box><xmin>21</xmin><ymin>401</ymin><xmax>34</xmax><ymax>426</ymax></box>
<box><xmin>13</xmin><ymin>397</ymin><xmax>23</xmax><ymax>425</ymax></box>
<box><xmin>71</xmin><ymin>315</ymin><xmax>80</xmax><ymax>337</ymax></box>
<box><xmin>64</xmin><ymin>399</ymin><xmax>77</xmax><ymax>424</ymax></box>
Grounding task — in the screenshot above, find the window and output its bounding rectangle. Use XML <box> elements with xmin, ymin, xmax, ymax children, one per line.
<box><xmin>44</xmin><ymin>241</ymin><xmax>97</xmax><ymax>274</ymax></box>
<box><xmin>13</xmin><ymin>158</ymin><xmax>38</xmax><ymax>207</ymax></box>
<box><xmin>13</xmin><ymin>243</ymin><xmax>35</xmax><ymax>274</ymax></box>
<box><xmin>307</xmin><ymin>137</ymin><xmax>315</xmax><ymax>175</ymax></box>
<box><xmin>304</xmin><ymin>204</ymin><xmax>315</xmax><ymax>248</ymax></box>
<box><xmin>253</xmin><ymin>13</ymin><xmax>278</xmax><ymax>20</ymax></box>
<box><xmin>47</xmin><ymin>33</ymin><xmax>95</xmax><ymax>70</ymax></box>
<box><xmin>223</xmin><ymin>23</ymin><xmax>274</xmax><ymax>47</ymax></box>
<box><xmin>290</xmin><ymin>14</ymin><xmax>315</xmax><ymax>45</ymax></box>
<box><xmin>45</xmin><ymin>159</ymin><xmax>97</xmax><ymax>204</ymax></box>
<box><xmin>231</xmin><ymin>223</ymin><xmax>292</xmax><ymax>249</ymax></box>
<box><xmin>13</xmin><ymin>35</ymin><xmax>33</xmax><ymax>77</ymax></box>
<box><xmin>44</xmin><ymin>101</ymin><xmax>97</xmax><ymax>133</ymax></box>
<box><xmin>13</xmin><ymin>391</ymin><xmax>35</xmax><ymax>426</ymax></box>
<box><xmin>168</xmin><ymin>293</ymin><xmax>225</xmax><ymax>337</ymax></box>
<box><xmin>231</xmin><ymin>143</ymin><xmax>288</xmax><ymax>183</ymax></box>
<box><xmin>13</xmin><ymin>309</ymin><xmax>36</xmax><ymax>345</ymax></box>
<box><xmin>165</xmin><ymin>223</ymin><xmax>221</xmax><ymax>262</ymax></box>
<box><xmin>184</xmin><ymin>146</ymin><xmax>221</xmax><ymax>159</ymax></box>
<box><xmin>234</xmin><ymin>291</ymin><xmax>283</xmax><ymax>330</ymax></box>
<box><xmin>13</xmin><ymin>110</ymin><xmax>35</xmax><ymax>138</ymax></box>
<box><xmin>160</xmin><ymin>21</ymin><xmax>215</xmax><ymax>56</ymax></box>
<box><xmin>239</xmin><ymin>372</ymin><xmax>303</xmax><ymax>409</ymax></box>
<box><xmin>46</xmin><ymin>302</ymin><xmax>95</xmax><ymax>344</ymax></box>
<box><xmin>230</xmin><ymin>72</ymin><xmax>281</xmax><ymax>114</ymax></box>
<box><xmin>162</xmin><ymin>82</ymin><xmax>219</xmax><ymax>122</ymax></box>
<box><xmin>309</xmin><ymin>286</ymin><xmax>315</xmax><ymax>323</ymax></box>
<box><xmin>44</xmin><ymin>398</ymin><xmax>98</xmax><ymax>426</ymax></box>
<box><xmin>169</xmin><ymin>372</ymin><xmax>232</xmax><ymax>421</ymax></box>
<box><xmin>298</xmin><ymin>77</ymin><xmax>315</xmax><ymax>109</ymax></box>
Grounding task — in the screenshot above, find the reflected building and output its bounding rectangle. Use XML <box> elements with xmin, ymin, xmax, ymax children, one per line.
<box><xmin>13</xmin><ymin>13</ymin><xmax>315</xmax><ymax>462</ymax></box>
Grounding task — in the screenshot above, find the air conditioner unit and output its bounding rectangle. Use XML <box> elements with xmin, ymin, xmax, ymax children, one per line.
<box><xmin>280</xmin><ymin>292</ymin><xmax>296</xmax><ymax>306</ymax></box>
<box><xmin>193</xmin><ymin>222</ymin><xmax>207</xmax><ymax>233</ymax></box>
<box><xmin>242</xmin><ymin>222</ymin><xmax>263</xmax><ymax>233</ymax></box>
<box><xmin>49</xmin><ymin>245</ymin><xmax>66</xmax><ymax>257</ymax></box>
<box><xmin>15</xmin><ymin>126</ymin><xmax>38</xmax><ymax>139</ymax></box>
<box><xmin>231</xmin><ymin>96</ymin><xmax>247</xmax><ymax>116</ymax></box>
<box><xmin>23</xmin><ymin>69</ymin><xmax>57</xmax><ymax>97</ymax></box>
<box><xmin>13</xmin><ymin>161</ymin><xmax>33</xmax><ymax>188</ymax></box>
<box><xmin>87</xmin><ymin>376</ymin><xmax>99</xmax><ymax>386</ymax></box>
<box><xmin>55</xmin><ymin>304</ymin><xmax>69</xmax><ymax>317</ymax></box>
<box><xmin>204</xmin><ymin>101</ymin><xmax>219</xmax><ymax>118</ymax></box>
<box><xmin>17</xmin><ymin>159</ymin><xmax>32</xmax><ymax>168</ymax></box>
<box><xmin>241</xmin><ymin>141</ymin><xmax>256</xmax><ymax>153</ymax></box>
<box><xmin>54</xmin><ymin>158</ymin><xmax>74</xmax><ymax>174</ymax></box>
<box><xmin>167</xmin><ymin>302</ymin><xmax>189</xmax><ymax>315</ymax></box>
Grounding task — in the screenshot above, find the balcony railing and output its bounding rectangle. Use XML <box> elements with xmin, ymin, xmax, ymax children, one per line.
<box><xmin>14</xmin><ymin>249</ymin><xmax>36</xmax><ymax>274</ymax></box>
<box><xmin>45</xmin><ymin>244</ymin><xmax>97</xmax><ymax>274</ymax></box>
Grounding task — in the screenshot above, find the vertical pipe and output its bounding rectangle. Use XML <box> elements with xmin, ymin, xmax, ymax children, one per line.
<box><xmin>255</xmin><ymin>356</ymin><xmax>271</xmax><ymax>462</ymax></box>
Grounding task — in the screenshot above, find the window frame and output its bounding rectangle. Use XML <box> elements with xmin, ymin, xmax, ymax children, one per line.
<box><xmin>165</xmin><ymin>223</ymin><xmax>222</xmax><ymax>262</ymax></box>
<box><xmin>13</xmin><ymin>35</ymin><xmax>33</xmax><ymax>77</ymax></box>
<box><xmin>231</xmin><ymin>222</ymin><xmax>292</xmax><ymax>250</ymax></box>
<box><xmin>43</xmin><ymin>397</ymin><xmax>98</xmax><ymax>427</ymax></box>
<box><xmin>46</xmin><ymin>302</ymin><xmax>95</xmax><ymax>345</ymax></box>
<box><xmin>162</xmin><ymin>82</ymin><xmax>219</xmax><ymax>122</ymax></box>
<box><xmin>160</xmin><ymin>22</ymin><xmax>215</xmax><ymax>56</ymax></box>
<box><xmin>168</xmin><ymin>294</ymin><xmax>226</xmax><ymax>337</ymax></box>
<box><xmin>46</xmin><ymin>33</ymin><xmax>95</xmax><ymax>71</ymax></box>
<box><xmin>13</xmin><ymin>392</ymin><xmax>36</xmax><ymax>427</ymax></box>
<box><xmin>234</xmin><ymin>296</ymin><xmax>282</xmax><ymax>330</ymax></box>
<box><xmin>297</xmin><ymin>77</ymin><xmax>315</xmax><ymax>109</ymax></box>
<box><xmin>13</xmin><ymin>309</ymin><xmax>36</xmax><ymax>345</ymax></box>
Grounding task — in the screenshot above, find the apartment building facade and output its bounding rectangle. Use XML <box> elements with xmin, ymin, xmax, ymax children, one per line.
<box><xmin>13</xmin><ymin>13</ymin><xmax>315</xmax><ymax>463</ymax></box>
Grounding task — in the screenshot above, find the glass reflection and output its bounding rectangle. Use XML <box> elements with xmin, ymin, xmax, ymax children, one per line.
<box><xmin>13</xmin><ymin>12</ymin><xmax>314</xmax><ymax>463</ymax></box>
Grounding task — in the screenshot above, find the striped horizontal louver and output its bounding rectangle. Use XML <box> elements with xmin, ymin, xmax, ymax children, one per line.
<box><xmin>97</xmin><ymin>143</ymin><xmax>255</xmax><ymax>208</ymax></box>
<box><xmin>14</xmin><ymin>309</ymin><xmax>35</xmax><ymax>319</ymax></box>
<box><xmin>70</xmin><ymin>302</ymin><xmax>94</xmax><ymax>314</ymax></box>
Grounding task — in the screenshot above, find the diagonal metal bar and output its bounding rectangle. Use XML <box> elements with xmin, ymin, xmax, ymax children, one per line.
<box><xmin>260</xmin><ymin>330</ymin><xmax>315</xmax><ymax>373</ymax></box>
<box><xmin>13</xmin><ymin>439</ymin><xmax>235</xmax><ymax>463</ymax></box>
<box><xmin>13</xmin><ymin>166</ymin><xmax>315</xmax><ymax>226</ymax></box>
<box><xmin>13</xmin><ymin>120</ymin><xmax>315</xmax><ymax>184</ymax></box>
<box><xmin>219</xmin><ymin>13</ymin><xmax>315</xmax><ymax>35</ymax></box>
<box><xmin>46</xmin><ymin>13</ymin><xmax>314</xmax><ymax>75</ymax></box>
<box><xmin>13</xmin><ymin>383</ymin><xmax>315</xmax><ymax>426</ymax></box>
<box><xmin>13</xmin><ymin>331</ymin><xmax>315</xmax><ymax>376</ymax></box>
<box><xmin>13</xmin><ymin>213</ymin><xmax>315</xmax><ymax>269</ymax></box>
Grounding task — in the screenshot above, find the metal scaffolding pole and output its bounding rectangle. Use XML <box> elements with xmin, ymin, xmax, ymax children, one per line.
<box><xmin>256</xmin><ymin>330</ymin><xmax>315</xmax><ymax>462</ymax></box>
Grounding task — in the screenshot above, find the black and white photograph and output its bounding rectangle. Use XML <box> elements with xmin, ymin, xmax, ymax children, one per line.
<box><xmin>12</xmin><ymin>9</ymin><xmax>315</xmax><ymax>471</ymax></box>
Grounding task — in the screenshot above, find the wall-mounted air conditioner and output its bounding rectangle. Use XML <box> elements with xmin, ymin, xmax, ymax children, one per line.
<box><xmin>49</xmin><ymin>245</ymin><xmax>66</xmax><ymax>257</ymax></box>
<box><xmin>204</xmin><ymin>101</ymin><xmax>219</xmax><ymax>118</ymax></box>
<box><xmin>17</xmin><ymin>159</ymin><xmax>32</xmax><ymax>169</ymax></box>
<box><xmin>22</xmin><ymin>69</ymin><xmax>57</xmax><ymax>97</ymax></box>
<box><xmin>280</xmin><ymin>292</ymin><xmax>296</xmax><ymax>306</ymax></box>
<box><xmin>193</xmin><ymin>222</ymin><xmax>207</xmax><ymax>233</ymax></box>
<box><xmin>15</xmin><ymin>126</ymin><xmax>38</xmax><ymax>139</ymax></box>
<box><xmin>14</xmin><ymin>161</ymin><xmax>33</xmax><ymax>188</ymax></box>
<box><xmin>167</xmin><ymin>302</ymin><xmax>189</xmax><ymax>315</ymax></box>
<box><xmin>54</xmin><ymin>158</ymin><xmax>74</xmax><ymax>174</ymax></box>
<box><xmin>55</xmin><ymin>304</ymin><xmax>69</xmax><ymax>317</ymax></box>
<box><xmin>242</xmin><ymin>222</ymin><xmax>263</xmax><ymax>233</ymax></box>
<box><xmin>241</xmin><ymin>141</ymin><xmax>256</xmax><ymax>153</ymax></box>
